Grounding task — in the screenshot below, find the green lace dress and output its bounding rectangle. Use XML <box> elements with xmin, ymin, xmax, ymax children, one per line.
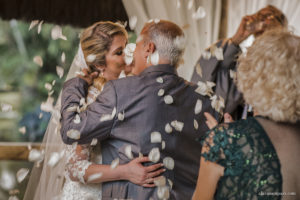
<box><xmin>200</xmin><ymin>117</ymin><xmax>282</xmax><ymax>200</ymax></box>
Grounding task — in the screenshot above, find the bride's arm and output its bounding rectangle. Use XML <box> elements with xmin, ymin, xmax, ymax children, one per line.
<box><xmin>66</xmin><ymin>145</ymin><xmax>165</xmax><ymax>187</ymax></box>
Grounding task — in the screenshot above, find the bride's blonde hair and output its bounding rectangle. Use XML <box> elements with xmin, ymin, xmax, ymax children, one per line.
<box><xmin>80</xmin><ymin>21</ymin><xmax>128</xmax><ymax>89</ymax></box>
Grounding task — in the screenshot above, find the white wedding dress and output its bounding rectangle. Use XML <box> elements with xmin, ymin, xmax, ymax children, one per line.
<box><xmin>60</xmin><ymin>85</ymin><xmax>103</xmax><ymax>200</ymax></box>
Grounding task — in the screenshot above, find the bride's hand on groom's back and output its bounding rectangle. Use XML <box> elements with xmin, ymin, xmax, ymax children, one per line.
<box><xmin>123</xmin><ymin>157</ymin><xmax>165</xmax><ymax>187</ymax></box>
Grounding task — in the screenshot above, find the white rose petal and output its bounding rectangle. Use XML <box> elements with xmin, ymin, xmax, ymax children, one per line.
<box><xmin>158</xmin><ymin>89</ymin><xmax>165</xmax><ymax>97</ymax></box>
<box><xmin>39</xmin><ymin>113</ymin><xmax>43</xmax><ymax>119</ymax></box>
<box><xmin>90</xmin><ymin>138</ymin><xmax>98</xmax><ymax>146</ymax></box>
<box><xmin>129</xmin><ymin>16</ymin><xmax>137</xmax><ymax>30</ymax></box>
<box><xmin>19</xmin><ymin>126</ymin><xmax>26</xmax><ymax>135</ymax></box>
<box><xmin>56</xmin><ymin>66</ymin><xmax>64</xmax><ymax>78</ymax></box>
<box><xmin>138</xmin><ymin>152</ymin><xmax>143</xmax><ymax>158</ymax></box>
<box><xmin>163</xmin><ymin>157</ymin><xmax>175</xmax><ymax>170</ymax></box>
<box><xmin>164</xmin><ymin>95</ymin><xmax>173</xmax><ymax>105</ymax></box>
<box><xmin>44</xmin><ymin>83</ymin><xmax>52</xmax><ymax>91</ymax></box>
<box><xmin>73</xmin><ymin>114</ymin><xmax>81</xmax><ymax>124</ymax></box>
<box><xmin>110</xmin><ymin>158</ymin><xmax>119</xmax><ymax>169</ymax></box>
<box><xmin>124</xmin><ymin>56</ymin><xmax>133</xmax><ymax>66</ymax></box>
<box><xmin>195</xmin><ymin>81</ymin><xmax>215</xmax><ymax>97</ymax></box>
<box><xmin>165</xmin><ymin>123</ymin><xmax>173</xmax><ymax>134</ymax></box>
<box><xmin>195</xmin><ymin>63</ymin><xmax>202</xmax><ymax>77</ymax></box>
<box><xmin>150</xmin><ymin>51</ymin><xmax>159</xmax><ymax>65</ymax></box>
<box><xmin>192</xmin><ymin>6</ymin><xmax>206</xmax><ymax>20</ymax></box>
<box><xmin>201</xmin><ymin>50</ymin><xmax>211</xmax><ymax>60</ymax></box>
<box><xmin>87</xmin><ymin>54</ymin><xmax>96</xmax><ymax>63</ymax></box>
<box><xmin>154</xmin><ymin>18</ymin><xmax>160</xmax><ymax>24</ymax></box>
<box><xmin>37</xmin><ymin>20</ymin><xmax>43</xmax><ymax>34</ymax></box>
<box><xmin>16</xmin><ymin>168</ymin><xmax>29</xmax><ymax>183</ymax></box>
<box><xmin>154</xmin><ymin>176</ymin><xmax>166</xmax><ymax>187</ymax></box>
<box><xmin>66</xmin><ymin>129</ymin><xmax>80</xmax><ymax>140</ymax></box>
<box><xmin>149</xmin><ymin>147</ymin><xmax>160</xmax><ymax>163</ymax></box>
<box><xmin>47</xmin><ymin>152</ymin><xmax>61</xmax><ymax>167</ymax></box>
<box><xmin>151</xmin><ymin>131</ymin><xmax>162</xmax><ymax>143</ymax></box>
<box><xmin>118</xmin><ymin>111</ymin><xmax>125</xmax><ymax>121</ymax></box>
<box><xmin>66</xmin><ymin>106</ymin><xmax>78</xmax><ymax>112</ymax></box>
<box><xmin>8</xmin><ymin>196</ymin><xmax>19</xmax><ymax>200</ymax></box>
<box><xmin>51</xmin><ymin>25</ymin><xmax>67</xmax><ymax>40</ymax></box>
<box><xmin>156</xmin><ymin>77</ymin><xmax>163</xmax><ymax>83</ymax></box>
<box><xmin>157</xmin><ymin>186</ymin><xmax>170</xmax><ymax>199</ymax></box>
<box><xmin>1</xmin><ymin>103</ymin><xmax>12</xmax><ymax>112</ymax></box>
<box><xmin>162</xmin><ymin>140</ymin><xmax>166</xmax><ymax>150</ymax></box>
<box><xmin>75</xmin><ymin>71</ymin><xmax>85</xmax><ymax>76</ymax></box>
<box><xmin>125</xmin><ymin>145</ymin><xmax>133</xmax><ymax>159</ymax></box>
<box><xmin>213</xmin><ymin>47</ymin><xmax>224</xmax><ymax>60</ymax></box>
<box><xmin>171</xmin><ymin>120</ymin><xmax>184</xmax><ymax>132</ymax></box>
<box><xmin>188</xmin><ymin>0</ymin><xmax>194</xmax><ymax>10</ymax></box>
<box><xmin>33</xmin><ymin>55</ymin><xmax>43</xmax><ymax>67</ymax></box>
<box><xmin>175</xmin><ymin>0</ymin><xmax>181</xmax><ymax>9</ymax></box>
<box><xmin>29</xmin><ymin>20</ymin><xmax>39</xmax><ymax>30</ymax></box>
<box><xmin>148</xmin><ymin>19</ymin><xmax>154</xmax><ymax>23</ymax></box>
<box><xmin>61</xmin><ymin>52</ymin><xmax>66</xmax><ymax>63</ymax></box>
<box><xmin>87</xmin><ymin>173</ymin><xmax>103</xmax><ymax>183</ymax></box>
<box><xmin>40</xmin><ymin>96</ymin><xmax>54</xmax><ymax>113</ymax></box>
<box><xmin>210</xmin><ymin>95</ymin><xmax>225</xmax><ymax>114</ymax></box>
<box><xmin>168</xmin><ymin>179</ymin><xmax>173</xmax><ymax>189</ymax></box>
<box><xmin>28</xmin><ymin>149</ymin><xmax>44</xmax><ymax>162</ymax></box>
<box><xmin>230</xmin><ymin>70</ymin><xmax>236</xmax><ymax>79</ymax></box>
<box><xmin>52</xmin><ymin>80</ymin><xmax>56</xmax><ymax>86</ymax></box>
<box><xmin>194</xmin><ymin>119</ymin><xmax>199</xmax><ymax>130</ymax></box>
<box><xmin>100</xmin><ymin>114</ymin><xmax>112</xmax><ymax>122</ymax></box>
<box><xmin>194</xmin><ymin>99</ymin><xmax>202</xmax><ymax>114</ymax></box>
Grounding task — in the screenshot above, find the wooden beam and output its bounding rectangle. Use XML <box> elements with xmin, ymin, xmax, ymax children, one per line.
<box><xmin>0</xmin><ymin>142</ymin><xmax>41</xmax><ymax>160</ymax></box>
<box><xmin>219</xmin><ymin>0</ymin><xmax>228</xmax><ymax>39</ymax></box>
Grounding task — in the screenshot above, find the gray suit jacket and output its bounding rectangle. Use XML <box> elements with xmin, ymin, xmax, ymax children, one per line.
<box><xmin>191</xmin><ymin>40</ymin><xmax>244</xmax><ymax>119</ymax></box>
<box><xmin>60</xmin><ymin>64</ymin><xmax>218</xmax><ymax>200</ymax></box>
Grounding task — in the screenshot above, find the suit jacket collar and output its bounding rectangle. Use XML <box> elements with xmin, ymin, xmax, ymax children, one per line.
<box><xmin>139</xmin><ymin>64</ymin><xmax>178</xmax><ymax>76</ymax></box>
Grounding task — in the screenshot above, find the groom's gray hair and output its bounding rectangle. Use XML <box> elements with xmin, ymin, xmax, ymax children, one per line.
<box><xmin>141</xmin><ymin>20</ymin><xmax>186</xmax><ymax>67</ymax></box>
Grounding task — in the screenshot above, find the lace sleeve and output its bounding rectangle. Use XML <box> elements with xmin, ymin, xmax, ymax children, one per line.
<box><xmin>65</xmin><ymin>144</ymin><xmax>92</xmax><ymax>184</ymax></box>
<box><xmin>200</xmin><ymin>123</ymin><xmax>244</xmax><ymax>176</ymax></box>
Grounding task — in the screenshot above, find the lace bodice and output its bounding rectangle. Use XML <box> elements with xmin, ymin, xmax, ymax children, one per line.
<box><xmin>200</xmin><ymin>117</ymin><xmax>282</xmax><ymax>200</ymax></box>
<box><xmin>60</xmin><ymin>85</ymin><xmax>103</xmax><ymax>200</ymax></box>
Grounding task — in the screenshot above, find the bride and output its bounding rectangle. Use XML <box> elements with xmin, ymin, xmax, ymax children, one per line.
<box><xmin>24</xmin><ymin>21</ymin><xmax>164</xmax><ymax>200</ymax></box>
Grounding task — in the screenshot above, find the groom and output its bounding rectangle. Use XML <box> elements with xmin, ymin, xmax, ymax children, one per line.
<box><xmin>60</xmin><ymin>20</ymin><xmax>219</xmax><ymax>199</ymax></box>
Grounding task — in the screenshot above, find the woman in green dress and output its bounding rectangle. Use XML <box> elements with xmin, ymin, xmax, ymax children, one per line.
<box><xmin>193</xmin><ymin>29</ymin><xmax>300</xmax><ymax>200</ymax></box>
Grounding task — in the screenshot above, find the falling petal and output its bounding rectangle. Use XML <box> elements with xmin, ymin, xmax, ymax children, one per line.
<box><xmin>66</xmin><ymin>129</ymin><xmax>80</xmax><ymax>140</ymax></box>
<box><xmin>56</xmin><ymin>66</ymin><xmax>64</xmax><ymax>78</ymax></box>
<box><xmin>110</xmin><ymin>158</ymin><xmax>119</xmax><ymax>169</ymax></box>
<box><xmin>8</xmin><ymin>196</ymin><xmax>19</xmax><ymax>200</ymax></box>
<box><xmin>61</xmin><ymin>52</ymin><xmax>66</xmax><ymax>63</ymax></box>
<box><xmin>18</xmin><ymin>126</ymin><xmax>26</xmax><ymax>135</ymax></box>
<box><xmin>75</xmin><ymin>71</ymin><xmax>85</xmax><ymax>76</ymax></box>
<box><xmin>154</xmin><ymin>176</ymin><xmax>166</xmax><ymax>187</ymax></box>
<box><xmin>168</xmin><ymin>179</ymin><xmax>173</xmax><ymax>189</ymax></box>
<box><xmin>201</xmin><ymin>50</ymin><xmax>211</xmax><ymax>60</ymax></box>
<box><xmin>148</xmin><ymin>19</ymin><xmax>154</xmax><ymax>23</ymax></box>
<box><xmin>125</xmin><ymin>145</ymin><xmax>133</xmax><ymax>159</ymax></box>
<box><xmin>194</xmin><ymin>99</ymin><xmax>202</xmax><ymax>114</ymax></box>
<box><xmin>86</xmin><ymin>54</ymin><xmax>96</xmax><ymax>63</ymax></box>
<box><xmin>158</xmin><ymin>89</ymin><xmax>165</xmax><ymax>96</ymax></box>
<box><xmin>124</xmin><ymin>56</ymin><xmax>133</xmax><ymax>66</ymax></box>
<box><xmin>37</xmin><ymin>20</ymin><xmax>43</xmax><ymax>34</ymax></box>
<box><xmin>195</xmin><ymin>81</ymin><xmax>215</xmax><ymax>97</ymax></box>
<box><xmin>138</xmin><ymin>152</ymin><xmax>143</xmax><ymax>158</ymax></box>
<box><xmin>195</xmin><ymin>63</ymin><xmax>202</xmax><ymax>77</ymax></box>
<box><xmin>47</xmin><ymin>152</ymin><xmax>61</xmax><ymax>167</ymax></box>
<box><xmin>87</xmin><ymin>173</ymin><xmax>103</xmax><ymax>183</ymax></box>
<box><xmin>28</xmin><ymin>20</ymin><xmax>39</xmax><ymax>31</ymax></box>
<box><xmin>154</xmin><ymin>18</ymin><xmax>160</xmax><ymax>24</ymax></box>
<box><xmin>171</xmin><ymin>120</ymin><xmax>184</xmax><ymax>132</ymax></box>
<box><xmin>163</xmin><ymin>157</ymin><xmax>175</xmax><ymax>170</ymax></box>
<box><xmin>149</xmin><ymin>147</ymin><xmax>160</xmax><ymax>163</ymax></box>
<box><xmin>188</xmin><ymin>0</ymin><xmax>194</xmax><ymax>10</ymax></box>
<box><xmin>100</xmin><ymin>114</ymin><xmax>112</xmax><ymax>122</ymax></box>
<box><xmin>124</xmin><ymin>43</ymin><xmax>136</xmax><ymax>65</ymax></box>
<box><xmin>150</xmin><ymin>51</ymin><xmax>159</xmax><ymax>65</ymax></box>
<box><xmin>51</xmin><ymin>25</ymin><xmax>67</xmax><ymax>40</ymax></box>
<box><xmin>39</xmin><ymin>112</ymin><xmax>43</xmax><ymax>119</ymax></box>
<box><xmin>16</xmin><ymin>168</ymin><xmax>29</xmax><ymax>183</ymax></box>
<box><xmin>73</xmin><ymin>114</ymin><xmax>81</xmax><ymax>124</ymax></box>
<box><xmin>210</xmin><ymin>95</ymin><xmax>225</xmax><ymax>114</ymax></box>
<box><xmin>151</xmin><ymin>132</ymin><xmax>162</xmax><ymax>143</ymax></box>
<box><xmin>165</xmin><ymin>123</ymin><xmax>173</xmax><ymax>134</ymax></box>
<box><xmin>1</xmin><ymin>103</ymin><xmax>12</xmax><ymax>112</ymax></box>
<box><xmin>164</xmin><ymin>95</ymin><xmax>173</xmax><ymax>105</ymax></box>
<box><xmin>111</xmin><ymin>107</ymin><xmax>117</xmax><ymax>118</ymax></box>
<box><xmin>44</xmin><ymin>83</ymin><xmax>52</xmax><ymax>91</ymax></box>
<box><xmin>40</xmin><ymin>96</ymin><xmax>54</xmax><ymax>112</ymax></box>
<box><xmin>230</xmin><ymin>70</ymin><xmax>236</xmax><ymax>79</ymax></box>
<box><xmin>192</xmin><ymin>6</ymin><xmax>206</xmax><ymax>20</ymax></box>
<box><xmin>162</xmin><ymin>140</ymin><xmax>166</xmax><ymax>150</ymax></box>
<box><xmin>213</xmin><ymin>47</ymin><xmax>224</xmax><ymax>60</ymax></box>
<box><xmin>194</xmin><ymin>119</ymin><xmax>199</xmax><ymax>130</ymax></box>
<box><xmin>157</xmin><ymin>186</ymin><xmax>170</xmax><ymax>199</ymax></box>
<box><xmin>118</xmin><ymin>111</ymin><xmax>125</xmax><ymax>121</ymax></box>
<box><xmin>156</xmin><ymin>77</ymin><xmax>163</xmax><ymax>83</ymax></box>
<box><xmin>0</xmin><ymin>170</ymin><xmax>16</xmax><ymax>190</ymax></box>
<box><xmin>129</xmin><ymin>16</ymin><xmax>137</xmax><ymax>30</ymax></box>
<box><xmin>176</xmin><ymin>0</ymin><xmax>181</xmax><ymax>9</ymax></box>
<box><xmin>90</xmin><ymin>138</ymin><xmax>98</xmax><ymax>146</ymax></box>
<box><xmin>66</xmin><ymin>106</ymin><xmax>78</xmax><ymax>112</ymax></box>
<box><xmin>28</xmin><ymin>149</ymin><xmax>44</xmax><ymax>162</ymax></box>
<box><xmin>33</xmin><ymin>55</ymin><xmax>43</xmax><ymax>67</ymax></box>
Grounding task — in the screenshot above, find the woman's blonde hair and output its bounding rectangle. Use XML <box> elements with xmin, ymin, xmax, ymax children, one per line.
<box><xmin>237</xmin><ymin>29</ymin><xmax>300</xmax><ymax>123</ymax></box>
<box><xmin>80</xmin><ymin>21</ymin><xmax>128</xmax><ymax>70</ymax></box>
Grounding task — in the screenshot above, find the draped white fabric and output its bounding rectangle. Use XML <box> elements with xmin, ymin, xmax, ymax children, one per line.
<box><xmin>227</xmin><ymin>0</ymin><xmax>300</xmax><ymax>37</ymax></box>
<box><xmin>122</xmin><ymin>0</ymin><xmax>222</xmax><ymax>80</ymax></box>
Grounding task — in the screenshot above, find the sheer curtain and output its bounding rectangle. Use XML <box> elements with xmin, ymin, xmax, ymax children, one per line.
<box><xmin>122</xmin><ymin>0</ymin><xmax>222</xmax><ymax>80</ymax></box>
<box><xmin>227</xmin><ymin>0</ymin><xmax>300</xmax><ymax>37</ymax></box>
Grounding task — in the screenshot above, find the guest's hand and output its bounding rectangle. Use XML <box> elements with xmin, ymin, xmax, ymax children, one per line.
<box><xmin>77</xmin><ymin>68</ymin><xmax>98</xmax><ymax>85</ymax></box>
<box><xmin>204</xmin><ymin>112</ymin><xmax>234</xmax><ymax>129</ymax></box>
<box><xmin>124</xmin><ymin>157</ymin><xmax>165</xmax><ymax>187</ymax></box>
<box><xmin>231</xmin><ymin>15</ymin><xmax>257</xmax><ymax>45</ymax></box>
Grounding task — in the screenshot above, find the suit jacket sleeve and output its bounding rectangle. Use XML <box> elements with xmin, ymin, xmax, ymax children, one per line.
<box><xmin>191</xmin><ymin>39</ymin><xmax>244</xmax><ymax>116</ymax></box>
<box><xmin>60</xmin><ymin>77</ymin><xmax>117</xmax><ymax>145</ymax></box>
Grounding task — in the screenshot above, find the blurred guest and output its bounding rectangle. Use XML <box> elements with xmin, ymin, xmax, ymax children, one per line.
<box><xmin>191</xmin><ymin>5</ymin><xmax>288</xmax><ymax>120</ymax></box>
<box><xmin>192</xmin><ymin>29</ymin><xmax>300</xmax><ymax>200</ymax></box>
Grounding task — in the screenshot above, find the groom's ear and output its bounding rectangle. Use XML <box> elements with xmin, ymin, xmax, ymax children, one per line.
<box><xmin>145</xmin><ymin>42</ymin><xmax>156</xmax><ymax>56</ymax></box>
